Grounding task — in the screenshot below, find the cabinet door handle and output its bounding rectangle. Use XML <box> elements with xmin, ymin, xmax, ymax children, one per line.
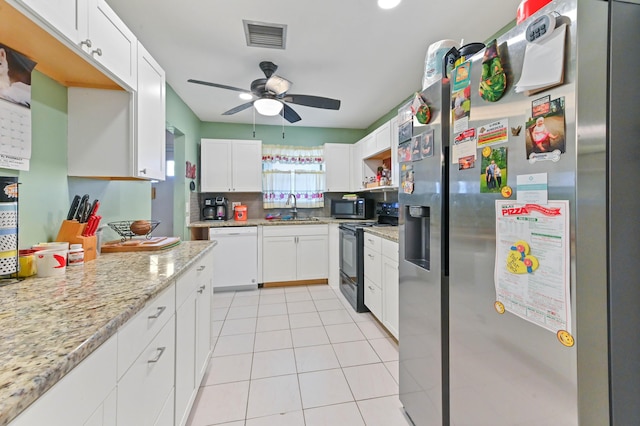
<box><xmin>368</xmin><ymin>254</ymin><xmax>375</xmax><ymax>259</ymax></box>
<box><xmin>147</xmin><ymin>347</ymin><xmax>166</xmax><ymax>363</ymax></box>
<box><xmin>368</xmin><ymin>286</ymin><xmax>374</xmax><ymax>290</ymax></box>
<box><xmin>91</xmin><ymin>48</ymin><xmax>103</xmax><ymax>57</ymax></box>
<box><xmin>148</xmin><ymin>306</ymin><xmax>166</xmax><ymax>319</ymax></box>
<box><xmin>139</xmin><ymin>168</ymin><xmax>147</xmax><ymax>175</ymax></box>
<box><xmin>197</xmin><ymin>265</ymin><xmax>206</xmax><ymax>271</ymax></box>
<box><xmin>367</xmin><ymin>238</ymin><xmax>374</xmax><ymax>243</ymax></box>
<box><xmin>80</xmin><ymin>39</ymin><xmax>92</xmax><ymax>48</ymax></box>
<box><xmin>197</xmin><ymin>285</ymin><xmax>206</xmax><ymax>294</ymax></box>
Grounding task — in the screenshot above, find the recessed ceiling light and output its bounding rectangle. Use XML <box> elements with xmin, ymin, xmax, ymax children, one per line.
<box><xmin>378</xmin><ymin>0</ymin><xmax>401</xmax><ymax>9</ymax></box>
<box><xmin>239</xmin><ymin>93</ymin><xmax>253</xmax><ymax>100</ymax></box>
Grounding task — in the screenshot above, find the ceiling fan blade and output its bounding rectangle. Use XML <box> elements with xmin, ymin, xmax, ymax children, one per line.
<box><xmin>188</xmin><ymin>79</ymin><xmax>251</xmax><ymax>94</ymax></box>
<box><xmin>222</xmin><ymin>101</ymin><xmax>254</xmax><ymax>115</ymax></box>
<box><xmin>281</xmin><ymin>104</ymin><xmax>301</xmax><ymax>123</ymax></box>
<box><xmin>283</xmin><ymin>94</ymin><xmax>341</xmax><ymax>110</ymax></box>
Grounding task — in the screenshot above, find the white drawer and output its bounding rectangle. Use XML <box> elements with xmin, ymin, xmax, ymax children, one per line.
<box><xmin>117</xmin><ymin>284</ymin><xmax>175</xmax><ymax>379</ymax></box>
<box><xmin>364</xmin><ymin>246</ymin><xmax>382</xmax><ymax>287</ymax></box>
<box><xmin>363</xmin><ymin>232</ymin><xmax>381</xmax><ymax>252</ymax></box>
<box><xmin>364</xmin><ymin>277</ymin><xmax>382</xmax><ymax>319</ymax></box>
<box><xmin>117</xmin><ymin>317</ymin><xmax>176</xmax><ymax>426</ymax></box>
<box><xmin>381</xmin><ymin>238</ymin><xmax>398</xmax><ymax>261</ymax></box>
<box><xmin>176</xmin><ymin>249</ymin><xmax>213</xmax><ymax>307</ymax></box>
<box><xmin>263</xmin><ymin>224</ymin><xmax>328</xmax><ymax>237</ymax></box>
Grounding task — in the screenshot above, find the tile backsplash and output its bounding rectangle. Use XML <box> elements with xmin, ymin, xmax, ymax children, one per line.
<box><xmin>191</xmin><ymin>191</ymin><xmax>398</xmax><ymax>222</ymax></box>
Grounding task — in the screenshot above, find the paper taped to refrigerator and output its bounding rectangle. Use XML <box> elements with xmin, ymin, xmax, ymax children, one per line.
<box><xmin>494</xmin><ymin>200</ymin><xmax>571</xmax><ymax>334</ymax></box>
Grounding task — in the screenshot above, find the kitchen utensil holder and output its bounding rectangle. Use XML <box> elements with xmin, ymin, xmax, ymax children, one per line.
<box><xmin>56</xmin><ymin>220</ymin><xmax>97</xmax><ymax>261</ymax></box>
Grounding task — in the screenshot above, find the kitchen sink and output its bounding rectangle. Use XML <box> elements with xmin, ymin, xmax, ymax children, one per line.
<box><xmin>282</xmin><ymin>217</ymin><xmax>320</xmax><ymax>222</ymax></box>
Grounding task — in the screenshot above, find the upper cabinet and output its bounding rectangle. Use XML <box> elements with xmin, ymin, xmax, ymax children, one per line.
<box><xmin>136</xmin><ymin>42</ymin><xmax>166</xmax><ymax>180</ymax></box>
<box><xmin>201</xmin><ymin>139</ymin><xmax>262</xmax><ymax>193</ymax></box>
<box><xmin>373</xmin><ymin>121</ymin><xmax>391</xmax><ymax>154</ymax></box>
<box><xmin>67</xmin><ymin>41</ymin><xmax>166</xmax><ymax>180</ymax></box>
<box><xmin>84</xmin><ymin>0</ymin><xmax>137</xmax><ymax>89</ymax></box>
<box><xmin>8</xmin><ymin>0</ymin><xmax>137</xmax><ymax>89</ymax></box>
<box><xmin>9</xmin><ymin>0</ymin><xmax>88</xmax><ymax>45</ymax></box>
<box><xmin>350</xmin><ymin>140</ymin><xmax>364</xmax><ymax>192</ymax></box>
<box><xmin>324</xmin><ymin>143</ymin><xmax>351</xmax><ymax>192</ymax></box>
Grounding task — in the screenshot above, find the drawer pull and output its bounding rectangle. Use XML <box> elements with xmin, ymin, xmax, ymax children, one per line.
<box><xmin>367</xmin><ymin>238</ymin><xmax>374</xmax><ymax>243</ymax></box>
<box><xmin>147</xmin><ymin>347</ymin><xmax>166</xmax><ymax>363</ymax></box>
<box><xmin>368</xmin><ymin>254</ymin><xmax>375</xmax><ymax>259</ymax></box>
<box><xmin>148</xmin><ymin>306</ymin><xmax>166</xmax><ymax>319</ymax></box>
<box><xmin>197</xmin><ymin>265</ymin><xmax>206</xmax><ymax>271</ymax></box>
<box><xmin>197</xmin><ymin>285</ymin><xmax>206</xmax><ymax>294</ymax></box>
<box><xmin>368</xmin><ymin>286</ymin><xmax>374</xmax><ymax>290</ymax></box>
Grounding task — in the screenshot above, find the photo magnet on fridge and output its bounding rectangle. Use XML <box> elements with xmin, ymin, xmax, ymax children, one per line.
<box><xmin>480</xmin><ymin>146</ymin><xmax>507</xmax><ymax>193</ymax></box>
<box><xmin>525</xmin><ymin>96</ymin><xmax>566</xmax><ymax>162</ymax></box>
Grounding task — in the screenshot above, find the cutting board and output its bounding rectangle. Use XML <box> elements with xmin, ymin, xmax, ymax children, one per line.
<box><xmin>101</xmin><ymin>236</ymin><xmax>181</xmax><ymax>253</ymax></box>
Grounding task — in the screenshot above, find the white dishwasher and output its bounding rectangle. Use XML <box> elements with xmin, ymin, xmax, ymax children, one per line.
<box><xmin>209</xmin><ymin>226</ymin><xmax>258</xmax><ymax>292</ymax></box>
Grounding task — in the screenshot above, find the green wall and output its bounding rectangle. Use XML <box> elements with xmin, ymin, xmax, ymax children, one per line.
<box><xmin>12</xmin><ymin>72</ymin><xmax>69</xmax><ymax>247</ymax></box>
<box><xmin>166</xmin><ymin>85</ymin><xmax>201</xmax><ymax>240</ymax></box>
<box><xmin>199</xmin><ymin>122</ymin><xmax>366</xmax><ymax>146</ymax></box>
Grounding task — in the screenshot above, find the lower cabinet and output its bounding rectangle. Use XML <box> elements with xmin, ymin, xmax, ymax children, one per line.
<box><xmin>175</xmin><ymin>249</ymin><xmax>213</xmax><ymax>426</ymax></box>
<box><xmin>363</xmin><ymin>232</ymin><xmax>399</xmax><ymax>339</ymax></box>
<box><xmin>9</xmin><ymin>249</ymin><xmax>214</xmax><ymax>426</ymax></box>
<box><xmin>262</xmin><ymin>225</ymin><xmax>328</xmax><ymax>283</ymax></box>
<box><xmin>117</xmin><ymin>318</ymin><xmax>176</xmax><ymax>426</ymax></box>
<box><xmin>11</xmin><ymin>335</ymin><xmax>118</xmax><ymax>426</ymax></box>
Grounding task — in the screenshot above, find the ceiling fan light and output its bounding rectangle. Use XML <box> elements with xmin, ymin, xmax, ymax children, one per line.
<box><xmin>265</xmin><ymin>75</ymin><xmax>292</xmax><ymax>95</ymax></box>
<box><xmin>239</xmin><ymin>93</ymin><xmax>253</xmax><ymax>100</ymax></box>
<box><xmin>254</xmin><ymin>98</ymin><xmax>283</xmax><ymax>116</ymax></box>
<box><xmin>378</xmin><ymin>0</ymin><xmax>401</xmax><ymax>9</ymax></box>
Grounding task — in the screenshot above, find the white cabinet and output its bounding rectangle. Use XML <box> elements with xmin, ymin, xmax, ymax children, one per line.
<box><xmin>360</xmin><ymin>134</ymin><xmax>376</xmax><ymax>160</ymax></box>
<box><xmin>67</xmin><ymin>41</ymin><xmax>166</xmax><ymax>180</ymax></box>
<box><xmin>201</xmin><ymin>139</ymin><xmax>262</xmax><ymax>192</ymax></box>
<box><xmin>381</xmin><ymin>239</ymin><xmax>399</xmax><ymax>338</ymax></box>
<box><xmin>323</xmin><ymin>143</ymin><xmax>351</xmax><ymax>192</ymax></box>
<box><xmin>11</xmin><ymin>335</ymin><xmax>117</xmax><ymax>426</ymax></box>
<box><xmin>9</xmin><ymin>0</ymin><xmax>137</xmax><ymax>89</ymax></box>
<box><xmin>7</xmin><ymin>0</ymin><xmax>88</xmax><ymax>45</ymax></box>
<box><xmin>85</xmin><ymin>0</ymin><xmax>137</xmax><ymax>89</ymax></box>
<box><xmin>175</xmin><ymin>250</ymin><xmax>213</xmax><ymax>426</ymax></box>
<box><xmin>390</xmin><ymin>116</ymin><xmax>399</xmax><ymax>188</ymax></box>
<box><xmin>135</xmin><ymin>42</ymin><xmax>166</xmax><ymax>180</ymax></box>
<box><xmin>117</xmin><ymin>317</ymin><xmax>175</xmax><ymax>426</ymax></box>
<box><xmin>373</xmin><ymin>121</ymin><xmax>391</xmax><ymax>154</ymax></box>
<box><xmin>350</xmin><ymin>141</ymin><xmax>364</xmax><ymax>192</ymax></box>
<box><xmin>363</xmin><ymin>232</ymin><xmax>399</xmax><ymax>339</ymax></box>
<box><xmin>262</xmin><ymin>225</ymin><xmax>328</xmax><ymax>283</ymax></box>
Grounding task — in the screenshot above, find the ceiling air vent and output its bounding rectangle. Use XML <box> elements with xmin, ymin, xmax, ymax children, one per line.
<box><xmin>243</xmin><ymin>20</ymin><xmax>287</xmax><ymax>49</ymax></box>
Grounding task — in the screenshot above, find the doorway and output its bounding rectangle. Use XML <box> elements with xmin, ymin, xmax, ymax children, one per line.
<box><xmin>151</xmin><ymin>129</ymin><xmax>175</xmax><ymax>236</ymax></box>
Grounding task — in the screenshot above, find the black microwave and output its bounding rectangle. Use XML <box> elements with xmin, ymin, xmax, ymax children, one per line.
<box><xmin>331</xmin><ymin>198</ymin><xmax>375</xmax><ymax>219</ymax></box>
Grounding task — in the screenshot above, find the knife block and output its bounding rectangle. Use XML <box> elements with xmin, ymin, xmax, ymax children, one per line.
<box><xmin>55</xmin><ymin>220</ymin><xmax>97</xmax><ymax>262</ymax></box>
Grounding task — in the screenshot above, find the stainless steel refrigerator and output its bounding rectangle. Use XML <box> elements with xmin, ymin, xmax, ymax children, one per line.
<box><xmin>398</xmin><ymin>0</ymin><xmax>640</xmax><ymax>425</ymax></box>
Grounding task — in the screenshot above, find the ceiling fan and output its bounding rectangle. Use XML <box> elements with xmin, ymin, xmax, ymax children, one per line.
<box><xmin>188</xmin><ymin>61</ymin><xmax>341</xmax><ymax>123</ymax></box>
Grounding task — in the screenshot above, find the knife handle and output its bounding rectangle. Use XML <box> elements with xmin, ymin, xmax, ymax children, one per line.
<box><xmin>67</xmin><ymin>195</ymin><xmax>81</xmax><ymax>221</ymax></box>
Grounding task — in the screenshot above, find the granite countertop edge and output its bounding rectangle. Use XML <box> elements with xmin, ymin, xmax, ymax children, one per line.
<box><xmin>363</xmin><ymin>227</ymin><xmax>399</xmax><ymax>243</ymax></box>
<box><xmin>0</xmin><ymin>240</ymin><xmax>215</xmax><ymax>426</ymax></box>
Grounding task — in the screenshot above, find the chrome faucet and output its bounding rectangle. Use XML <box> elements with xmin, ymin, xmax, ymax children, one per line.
<box><xmin>286</xmin><ymin>193</ymin><xmax>298</xmax><ymax>219</ymax></box>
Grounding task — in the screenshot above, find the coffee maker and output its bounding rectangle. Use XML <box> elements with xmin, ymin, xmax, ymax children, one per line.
<box><xmin>203</xmin><ymin>197</ymin><xmax>228</xmax><ymax>220</ymax></box>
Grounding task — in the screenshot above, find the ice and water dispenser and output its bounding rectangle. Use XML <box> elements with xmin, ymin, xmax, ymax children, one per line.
<box><xmin>404</xmin><ymin>205</ymin><xmax>430</xmax><ymax>270</ymax></box>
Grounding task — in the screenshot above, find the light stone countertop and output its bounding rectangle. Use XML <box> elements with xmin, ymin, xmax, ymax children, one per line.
<box><xmin>0</xmin><ymin>240</ymin><xmax>215</xmax><ymax>426</ymax></box>
<box><xmin>364</xmin><ymin>226</ymin><xmax>399</xmax><ymax>243</ymax></box>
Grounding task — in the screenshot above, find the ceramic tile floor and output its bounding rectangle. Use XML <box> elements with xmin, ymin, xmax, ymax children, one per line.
<box><xmin>186</xmin><ymin>284</ymin><xmax>412</xmax><ymax>426</ymax></box>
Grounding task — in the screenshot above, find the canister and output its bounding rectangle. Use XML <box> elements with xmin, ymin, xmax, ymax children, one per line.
<box><xmin>234</xmin><ymin>205</ymin><xmax>247</xmax><ymax>221</ymax></box>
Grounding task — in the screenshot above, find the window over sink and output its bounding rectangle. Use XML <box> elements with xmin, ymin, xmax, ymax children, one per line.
<box><xmin>262</xmin><ymin>145</ymin><xmax>325</xmax><ymax>209</ymax></box>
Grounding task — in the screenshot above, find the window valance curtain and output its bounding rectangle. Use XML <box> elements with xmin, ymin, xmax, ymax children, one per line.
<box><xmin>262</xmin><ymin>145</ymin><xmax>323</xmax><ymax>164</ymax></box>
